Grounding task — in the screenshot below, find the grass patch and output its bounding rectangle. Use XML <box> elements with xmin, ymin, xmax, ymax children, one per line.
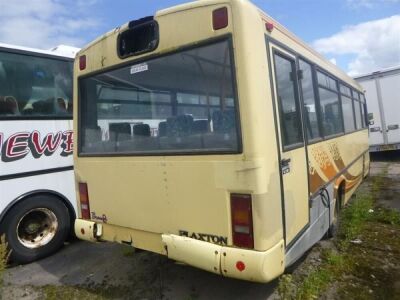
<box><xmin>121</xmin><ymin>245</ymin><xmax>135</xmax><ymax>257</ymax></box>
<box><xmin>372</xmin><ymin>207</ymin><xmax>400</xmax><ymax>225</ymax></box>
<box><xmin>278</xmin><ymin>262</ymin><xmax>335</xmax><ymax>300</ymax></box>
<box><xmin>278</xmin><ymin>274</ymin><xmax>295</xmax><ymax>300</ymax></box>
<box><xmin>321</xmin><ymin>249</ymin><xmax>347</xmax><ymax>273</ymax></box>
<box><xmin>278</xmin><ymin>248</ymin><xmax>352</xmax><ymax>300</ymax></box>
<box><xmin>337</xmin><ymin>193</ymin><xmax>374</xmax><ymax>248</ymax></box>
<box><xmin>40</xmin><ymin>285</ymin><xmax>105</xmax><ymax>300</ymax></box>
<box><xmin>38</xmin><ymin>281</ymin><xmax>163</xmax><ymax>300</ymax></box>
<box><xmin>296</xmin><ymin>268</ymin><xmax>331</xmax><ymax>300</ymax></box>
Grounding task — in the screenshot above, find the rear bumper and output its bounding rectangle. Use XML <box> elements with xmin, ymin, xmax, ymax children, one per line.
<box><xmin>75</xmin><ymin>219</ymin><xmax>101</xmax><ymax>242</ymax></box>
<box><xmin>162</xmin><ymin>234</ymin><xmax>285</xmax><ymax>282</ymax></box>
<box><xmin>75</xmin><ymin>219</ymin><xmax>285</xmax><ymax>282</ymax></box>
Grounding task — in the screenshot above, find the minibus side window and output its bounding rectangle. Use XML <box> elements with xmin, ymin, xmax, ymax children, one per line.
<box><xmin>299</xmin><ymin>60</ymin><xmax>321</xmax><ymax>141</ymax></box>
<box><xmin>340</xmin><ymin>84</ymin><xmax>356</xmax><ymax>133</ymax></box>
<box><xmin>317</xmin><ymin>71</ymin><xmax>344</xmax><ymax>136</ymax></box>
<box><xmin>273</xmin><ymin>53</ymin><xmax>303</xmax><ymax>147</ymax></box>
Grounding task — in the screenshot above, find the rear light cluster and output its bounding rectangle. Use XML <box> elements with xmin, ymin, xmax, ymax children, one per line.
<box><xmin>79</xmin><ymin>55</ymin><xmax>86</xmax><ymax>70</ymax></box>
<box><xmin>231</xmin><ymin>194</ymin><xmax>254</xmax><ymax>249</ymax></box>
<box><xmin>265</xmin><ymin>21</ymin><xmax>274</xmax><ymax>32</ymax></box>
<box><xmin>213</xmin><ymin>7</ymin><xmax>228</xmax><ymax>30</ymax></box>
<box><xmin>79</xmin><ymin>183</ymin><xmax>91</xmax><ymax>219</ymax></box>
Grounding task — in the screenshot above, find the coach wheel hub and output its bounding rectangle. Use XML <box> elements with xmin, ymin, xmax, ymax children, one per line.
<box><xmin>17</xmin><ymin>208</ymin><xmax>58</xmax><ymax>249</ymax></box>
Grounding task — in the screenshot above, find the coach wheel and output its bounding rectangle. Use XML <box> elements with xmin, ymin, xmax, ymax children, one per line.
<box><xmin>17</xmin><ymin>208</ymin><xmax>58</xmax><ymax>249</ymax></box>
<box><xmin>1</xmin><ymin>194</ymin><xmax>70</xmax><ymax>264</ymax></box>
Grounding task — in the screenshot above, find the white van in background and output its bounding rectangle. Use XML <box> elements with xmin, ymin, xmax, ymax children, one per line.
<box><xmin>0</xmin><ymin>43</ymin><xmax>79</xmax><ymax>263</ymax></box>
<box><xmin>355</xmin><ymin>66</ymin><xmax>400</xmax><ymax>152</ymax></box>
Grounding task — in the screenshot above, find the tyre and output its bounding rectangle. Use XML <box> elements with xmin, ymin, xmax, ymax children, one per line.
<box><xmin>0</xmin><ymin>194</ymin><xmax>70</xmax><ymax>264</ymax></box>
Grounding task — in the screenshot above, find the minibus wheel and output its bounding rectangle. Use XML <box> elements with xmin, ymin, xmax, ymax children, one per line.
<box><xmin>0</xmin><ymin>194</ymin><xmax>70</xmax><ymax>264</ymax></box>
<box><xmin>326</xmin><ymin>184</ymin><xmax>344</xmax><ymax>238</ymax></box>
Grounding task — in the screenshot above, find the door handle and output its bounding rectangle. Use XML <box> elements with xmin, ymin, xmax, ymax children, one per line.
<box><xmin>370</xmin><ymin>127</ymin><xmax>381</xmax><ymax>133</ymax></box>
<box><xmin>387</xmin><ymin>124</ymin><xmax>399</xmax><ymax>132</ymax></box>
<box><xmin>281</xmin><ymin>158</ymin><xmax>291</xmax><ymax>167</ymax></box>
<box><xmin>281</xmin><ymin>158</ymin><xmax>291</xmax><ymax>175</ymax></box>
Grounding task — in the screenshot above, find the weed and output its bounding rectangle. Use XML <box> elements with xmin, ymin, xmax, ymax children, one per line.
<box><xmin>121</xmin><ymin>245</ymin><xmax>135</xmax><ymax>257</ymax></box>
<box><xmin>0</xmin><ymin>235</ymin><xmax>10</xmax><ymax>288</ymax></box>
<box><xmin>278</xmin><ymin>274</ymin><xmax>295</xmax><ymax>300</ymax></box>
<box><xmin>322</xmin><ymin>249</ymin><xmax>346</xmax><ymax>272</ymax></box>
<box><xmin>338</xmin><ymin>193</ymin><xmax>374</xmax><ymax>244</ymax></box>
<box><xmin>372</xmin><ymin>207</ymin><xmax>400</xmax><ymax>225</ymax></box>
<box><xmin>40</xmin><ymin>285</ymin><xmax>105</xmax><ymax>300</ymax></box>
<box><xmin>296</xmin><ymin>268</ymin><xmax>331</xmax><ymax>300</ymax></box>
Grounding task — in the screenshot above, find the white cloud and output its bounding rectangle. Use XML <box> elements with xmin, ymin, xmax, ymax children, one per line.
<box><xmin>313</xmin><ymin>15</ymin><xmax>400</xmax><ymax>76</ymax></box>
<box><xmin>329</xmin><ymin>58</ymin><xmax>337</xmax><ymax>65</ymax></box>
<box><xmin>0</xmin><ymin>0</ymin><xmax>100</xmax><ymax>49</ymax></box>
<box><xmin>347</xmin><ymin>0</ymin><xmax>400</xmax><ymax>9</ymax></box>
<box><xmin>76</xmin><ymin>0</ymin><xmax>99</xmax><ymax>7</ymax></box>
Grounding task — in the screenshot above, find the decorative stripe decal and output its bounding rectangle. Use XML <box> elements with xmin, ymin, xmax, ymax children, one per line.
<box><xmin>309</xmin><ymin>141</ymin><xmax>367</xmax><ymax>195</ymax></box>
<box><xmin>329</xmin><ymin>143</ymin><xmax>359</xmax><ymax>181</ymax></box>
<box><xmin>309</xmin><ymin>162</ymin><xmax>326</xmax><ymax>195</ymax></box>
<box><xmin>311</xmin><ymin>146</ymin><xmax>338</xmax><ymax>180</ymax></box>
<box><xmin>0</xmin><ymin>166</ymin><xmax>73</xmax><ymax>181</ymax></box>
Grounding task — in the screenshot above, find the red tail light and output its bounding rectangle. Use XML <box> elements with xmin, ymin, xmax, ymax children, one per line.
<box><xmin>79</xmin><ymin>183</ymin><xmax>90</xmax><ymax>219</ymax></box>
<box><xmin>79</xmin><ymin>55</ymin><xmax>86</xmax><ymax>70</ymax></box>
<box><xmin>213</xmin><ymin>7</ymin><xmax>228</xmax><ymax>30</ymax></box>
<box><xmin>231</xmin><ymin>194</ymin><xmax>254</xmax><ymax>249</ymax></box>
<box><xmin>265</xmin><ymin>21</ymin><xmax>274</xmax><ymax>32</ymax></box>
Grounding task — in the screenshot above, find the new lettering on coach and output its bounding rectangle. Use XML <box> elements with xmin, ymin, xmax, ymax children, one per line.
<box><xmin>0</xmin><ymin>131</ymin><xmax>73</xmax><ymax>162</ymax></box>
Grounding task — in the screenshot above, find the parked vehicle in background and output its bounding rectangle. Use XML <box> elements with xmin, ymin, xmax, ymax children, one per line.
<box><xmin>73</xmin><ymin>0</ymin><xmax>369</xmax><ymax>282</ymax></box>
<box><xmin>0</xmin><ymin>43</ymin><xmax>79</xmax><ymax>263</ymax></box>
<box><xmin>355</xmin><ymin>66</ymin><xmax>400</xmax><ymax>152</ymax></box>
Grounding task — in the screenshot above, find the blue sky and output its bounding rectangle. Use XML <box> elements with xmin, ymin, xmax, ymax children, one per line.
<box><xmin>0</xmin><ymin>0</ymin><xmax>399</xmax><ymax>75</ymax></box>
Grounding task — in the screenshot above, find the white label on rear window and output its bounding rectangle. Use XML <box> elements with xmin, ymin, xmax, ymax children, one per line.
<box><xmin>130</xmin><ymin>63</ymin><xmax>148</xmax><ymax>74</ymax></box>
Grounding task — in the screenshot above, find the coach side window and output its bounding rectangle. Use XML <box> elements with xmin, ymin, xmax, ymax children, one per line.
<box><xmin>0</xmin><ymin>51</ymin><xmax>73</xmax><ymax>118</ymax></box>
<box><xmin>299</xmin><ymin>60</ymin><xmax>321</xmax><ymax>140</ymax></box>
<box><xmin>340</xmin><ymin>84</ymin><xmax>356</xmax><ymax>133</ymax></box>
<box><xmin>317</xmin><ymin>71</ymin><xmax>344</xmax><ymax>136</ymax></box>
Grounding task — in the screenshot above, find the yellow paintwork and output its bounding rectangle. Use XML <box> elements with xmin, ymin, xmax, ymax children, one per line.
<box><xmin>162</xmin><ymin>234</ymin><xmax>222</xmax><ymax>275</ymax></box>
<box><xmin>73</xmin><ymin>0</ymin><xmax>369</xmax><ymax>282</ymax></box>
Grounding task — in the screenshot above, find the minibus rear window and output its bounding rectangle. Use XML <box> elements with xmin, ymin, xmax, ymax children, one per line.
<box><xmin>79</xmin><ymin>39</ymin><xmax>240</xmax><ymax>156</ymax></box>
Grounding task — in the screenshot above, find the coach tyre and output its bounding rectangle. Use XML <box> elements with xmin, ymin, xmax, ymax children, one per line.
<box><xmin>1</xmin><ymin>194</ymin><xmax>70</xmax><ymax>263</ymax></box>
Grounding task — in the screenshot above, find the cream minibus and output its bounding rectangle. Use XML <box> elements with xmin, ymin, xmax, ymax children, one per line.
<box><xmin>73</xmin><ymin>0</ymin><xmax>369</xmax><ymax>282</ymax></box>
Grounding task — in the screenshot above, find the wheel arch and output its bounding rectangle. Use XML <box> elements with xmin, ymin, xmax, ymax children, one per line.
<box><xmin>0</xmin><ymin>189</ymin><xmax>76</xmax><ymax>227</ymax></box>
<box><xmin>335</xmin><ymin>180</ymin><xmax>346</xmax><ymax>209</ymax></box>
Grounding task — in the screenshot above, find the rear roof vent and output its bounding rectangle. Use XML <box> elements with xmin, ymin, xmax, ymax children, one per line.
<box><xmin>128</xmin><ymin>16</ymin><xmax>154</xmax><ymax>28</ymax></box>
<box><xmin>118</xmin><ymin>16</ymin><xmax>159</xmax><ymax>59</ymax></box>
